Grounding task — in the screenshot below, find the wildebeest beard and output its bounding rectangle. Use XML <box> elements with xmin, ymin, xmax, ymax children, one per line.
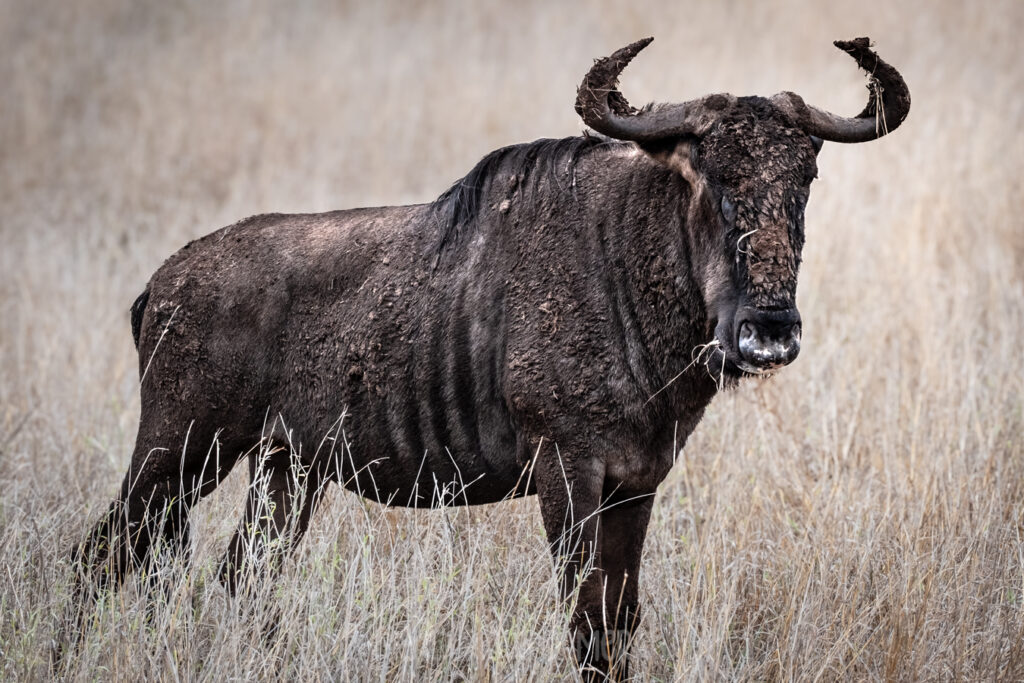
<box><xmin>696</xmin><ymin>96</ymin><xmax>818</xmax><ymax>310</ymax></box>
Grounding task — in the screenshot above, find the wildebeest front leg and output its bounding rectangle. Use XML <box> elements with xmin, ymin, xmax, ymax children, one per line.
<box><xmin>532</xmin><ymin>441</ymin><xmax>612</xmax><ymax>680</ymax></box>
<box><xmin>219</xmin><ymin>447</ymin><xmax>327</xmax><ymax>596</ymax></box>
<box><xmin>592</xmin><ymin>496</ymin><xmax>655</xmax><ymax>680</ymax></box>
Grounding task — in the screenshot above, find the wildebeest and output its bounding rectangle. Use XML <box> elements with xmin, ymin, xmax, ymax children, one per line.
<box><xmin>69</xmin><ymin>37</ymin><xmax>908</xmax><ymax>679</ymax></box>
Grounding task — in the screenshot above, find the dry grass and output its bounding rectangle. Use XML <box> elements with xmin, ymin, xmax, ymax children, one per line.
<box><xmin>2</xmin><ymin>0</ymin><xmax>1024</xmax><ymax>680</ymax></box>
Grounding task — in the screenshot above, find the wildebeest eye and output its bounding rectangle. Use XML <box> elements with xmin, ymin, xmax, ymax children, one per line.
<box><xmin>721</xmin><ymin>196</ymin><xmax>736</xmax><ymax>223</ymax></box>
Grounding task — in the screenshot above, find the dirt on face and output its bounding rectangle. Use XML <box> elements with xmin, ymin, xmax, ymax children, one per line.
<box><xmin>696</xmin><ymin>96</ymin><xmax>819</xmax><ymax>310</ymax></box>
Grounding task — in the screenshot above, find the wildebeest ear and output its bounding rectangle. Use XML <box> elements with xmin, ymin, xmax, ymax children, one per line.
<box><xmin>640</xmin><ymin>139</ymin><xmax>703</xmax><ymax>186</ymax></box>
<box><xmin>810</xmin><ymin>135</ymin><xmax>824</xmax><ymax>155</ymax></box>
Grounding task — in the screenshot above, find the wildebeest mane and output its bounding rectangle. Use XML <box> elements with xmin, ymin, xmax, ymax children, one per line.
<box><xmin>430</xmin><ymin>135</ymin><xmax>614</xmax><ymax>256</ymax></box>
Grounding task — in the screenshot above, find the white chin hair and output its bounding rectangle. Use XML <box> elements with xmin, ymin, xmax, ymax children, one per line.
<box><xmin>739</xmin><ymin>361</ymin><xmax>778</xmax><ymax>376</ymax></box>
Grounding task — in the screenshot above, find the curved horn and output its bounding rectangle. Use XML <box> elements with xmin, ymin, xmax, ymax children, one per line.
<box><xmin>575</xmin><ymin>37</ymin><xmax>730</xmax><ymax>143</ymax></box>
<box><xmin>772</xmin><ymin>37</ymin><xmax>911</xmax><ymax>143</ymax></box>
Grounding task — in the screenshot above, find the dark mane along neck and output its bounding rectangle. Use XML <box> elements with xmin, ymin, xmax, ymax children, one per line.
<box><xmin>448</xmin><ymin>134</ymin><xmax>715</xmax><ymax>421</ymax></box>
<box><xmin>430</xmin><ymin>135</ymin><xmax>624</xmax><ymax>257</ymax></box>
<box><xmin>429</xmin><ymin>134</ymin><xmax>709</xmax><ymax>400</ymax></box>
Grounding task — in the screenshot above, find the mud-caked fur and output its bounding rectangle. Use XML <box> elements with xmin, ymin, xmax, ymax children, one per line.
<box><xmin>66</xmin><ymin>37</ymin><xmax>908</xmax><ymax>682</ymax></box>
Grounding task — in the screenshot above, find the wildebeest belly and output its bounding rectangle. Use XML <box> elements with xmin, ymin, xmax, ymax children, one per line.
<box><xmin>270</xmin><ymin>215</ymin><xmax>524</xmax><ymax>507</ymax></box>
<box><xmin>337</xmin><ymin>408</ymin><xmax>530</xmax><ymax>507</ymax></box>
<box><xmin>338</xmin><ymin>304</ymin><xmax>526</xmax><ymax>505</ymax></box>
<box><xmin>318</xmin><ymin>340</ymin><xmax>528</xmax><ymax>507</ymax></box>
<box><xmin>172</xmin><ymin>207</ymin><xmax>527</xmax><ymax>506</ymax></box>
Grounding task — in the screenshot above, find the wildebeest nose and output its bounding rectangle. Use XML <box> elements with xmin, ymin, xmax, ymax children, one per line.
<box><xmin>737</xmin><ymin>311</ymin><xmax>802</xmax><ymax>369</ymax></box>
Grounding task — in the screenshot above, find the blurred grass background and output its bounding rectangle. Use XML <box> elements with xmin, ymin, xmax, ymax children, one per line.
<box><xmin>2</xmin><ymin>0</ymin><xmax>1023</xmax><ymax>679</ymax></box>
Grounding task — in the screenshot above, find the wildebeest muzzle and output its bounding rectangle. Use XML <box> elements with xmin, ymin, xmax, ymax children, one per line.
<box><xmin>735</xmin><ymin>306</ymin><xmax>801</xmax><ymax>371</ymax></box>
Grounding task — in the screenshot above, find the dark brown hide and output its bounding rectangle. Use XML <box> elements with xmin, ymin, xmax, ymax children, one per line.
<box><xmin>67</xmin><ymin>37</ymin><xmax>909</xmax><ymax>682</ymax></box>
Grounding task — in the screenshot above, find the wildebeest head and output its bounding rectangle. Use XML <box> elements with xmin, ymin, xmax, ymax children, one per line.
<box><xmin>576</xmin><ymin>37</ymin><xmax>910</xmax><ymax>377</ymax></box>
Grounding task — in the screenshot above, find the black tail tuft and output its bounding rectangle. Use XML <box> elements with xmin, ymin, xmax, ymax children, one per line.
<box><xmin>130</xmin><ymin>288</ymin><xmax>150</xmax><ymax>349</ymax></box>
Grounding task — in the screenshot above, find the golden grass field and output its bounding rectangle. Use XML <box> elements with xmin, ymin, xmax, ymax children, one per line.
<box><xmin>2</xmin><ymin>0</ymin><xmax>1023</xmax><ymax>679</ymax></box>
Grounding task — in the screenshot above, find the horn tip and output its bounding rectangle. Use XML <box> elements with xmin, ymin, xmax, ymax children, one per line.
<box><xmin>833</xmin><ymin>37</ymin><xmax>881</xmax><ymax>73</ymax></box>
<box><xmin>610</xmin><ymin>36</ymin><xmax>651</xmax><ymax>62</ymax></box>
<box><xmin>825</xmin><ymin>36</ymin><xmax>911</xmax><ymax>139</ymax></box>
<box><xmin>613</xmin><ymin>36</ymin><xmax>654</xmax><ymax>63</ymax></box>
<box><xmin>833</xmin><ymin>37</ymin><xmax>872</xmax><ymax>52</ymax></box>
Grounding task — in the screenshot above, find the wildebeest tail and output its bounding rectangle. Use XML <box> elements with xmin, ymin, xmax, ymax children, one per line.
<box><xmin>130</xmin><ymin>288</ymin><xmax>150</xmax><ymax>350</ymax></box>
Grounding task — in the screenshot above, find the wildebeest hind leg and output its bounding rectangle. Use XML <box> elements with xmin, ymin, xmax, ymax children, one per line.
<box><xmin>219</xmin><ymin>446</ymin><xmax>328</xmax><ymax>597</ymax></box>
<box><xmin>80</xmin><ymin>430</ymin><xmax>239</xmax><ymax>582</ymax></box>
<box><xmin>61</xmin><ymin>416</ymin><xmax>245</xmax><ymax>660</ymax></box>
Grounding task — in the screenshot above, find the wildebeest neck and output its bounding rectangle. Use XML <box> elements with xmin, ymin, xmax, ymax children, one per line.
<box><xmin>430</xmin><ymin>138</ymin><xmax>719</xmax><ymax>425</ymax></box>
